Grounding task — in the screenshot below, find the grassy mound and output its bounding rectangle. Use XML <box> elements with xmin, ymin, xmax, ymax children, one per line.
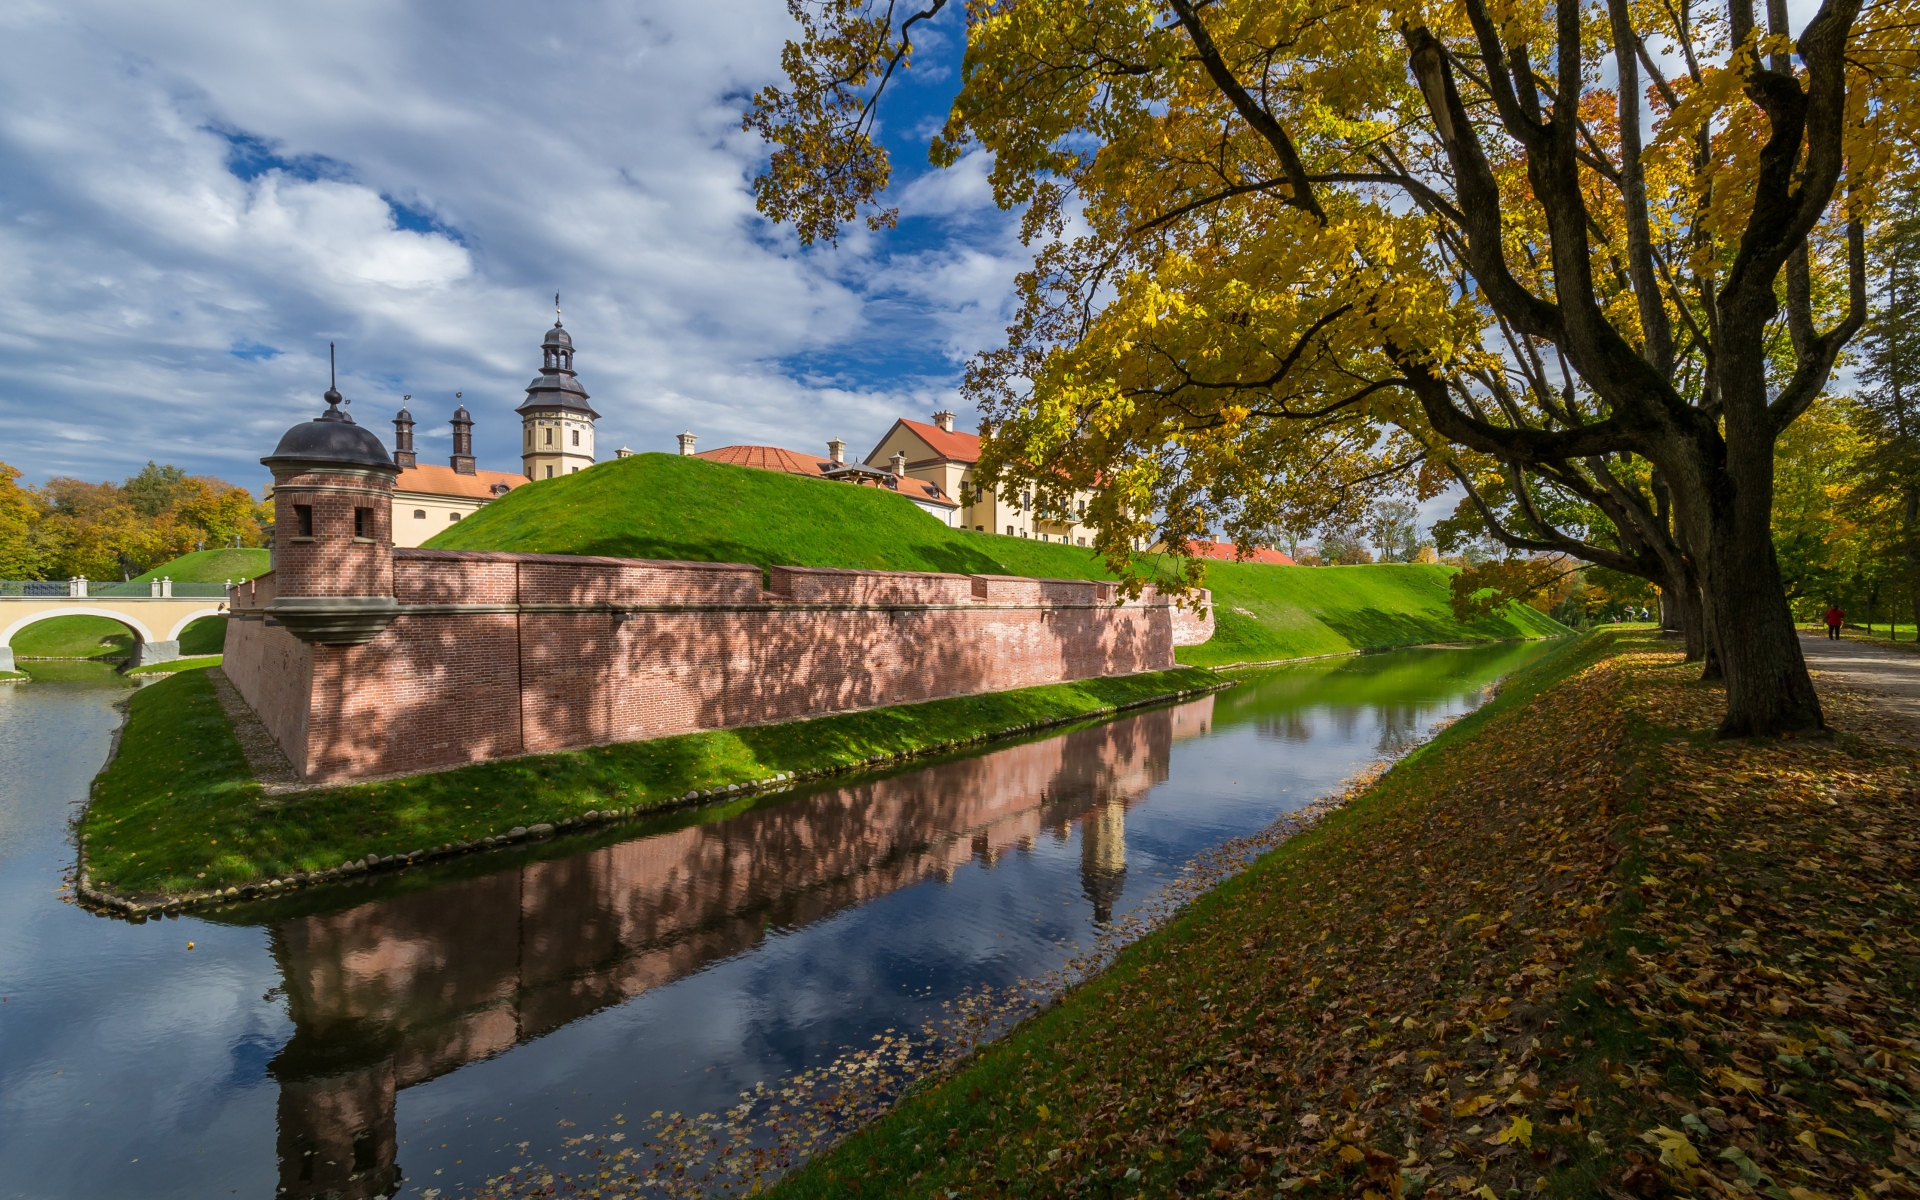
<box><xmin>9</xmin><ymin>613</ymin><xmax>224</xmax><ymax>660</ymax></box>
<box><xmin>81</xmin><ymin>665</ymin><xmax>1221</xmax><ymax>897</ymax></box>
<box><xmin>428</xmin><ymin>453</ymin><xmax>1564</xmax><ymax>663</ymax></box>
<box><xmin>131</xmin><ymin>547</ymin><xmax>269</xmax><ymax>583</ymax></box>
<box><xmin>11</xmin><ymin>615</ymin><xmax>135</xmax><ymax>658</ymax></box>
<box><xmin>764</xmin><ymin>633</ymin><xmax>1920</xmax><ymax>1200</ymax></box>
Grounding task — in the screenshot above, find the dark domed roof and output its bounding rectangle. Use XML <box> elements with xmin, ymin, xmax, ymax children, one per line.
<box><xmin>264</xmin><ymin>391</ymin><xmax>397</xmax><ymax>473</ymax></box>
<box><xmin>516</xmin><ymin>316</ymin><xmax>600</xmax><ymax>418</ymax></box>
<box><xmin>394</xmin><ymin>406</ymin><xmax>413</xmax><ymax>422</ymax></box>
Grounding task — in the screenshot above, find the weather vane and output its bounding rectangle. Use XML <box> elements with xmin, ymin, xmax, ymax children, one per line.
<box><xmin>555</xmin><ymin>292</ymin><xmax>562</xmax><ymax>321</ymax></box>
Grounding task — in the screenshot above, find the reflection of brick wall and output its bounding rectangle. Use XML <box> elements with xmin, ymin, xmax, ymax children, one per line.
<box><xmin>226</xmin><ymin>549</ymin><xmax>1211</xmax><ymax>784</ymax></box>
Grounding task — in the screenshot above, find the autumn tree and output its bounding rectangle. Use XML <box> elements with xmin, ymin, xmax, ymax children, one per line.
<box><xmin>748</xmin><ymin>0</ymin><xmax>1916</xmax><ymax>735</ymax></box>
<box><xmin>0</xmin><ymin>464</ymin><xmax>45</xmax><ymax>580</ymax></box>
<box><xmin>1848</xmin><ymin>192</ymin><xmax>1920</xmax><ymax>631</ymax></box>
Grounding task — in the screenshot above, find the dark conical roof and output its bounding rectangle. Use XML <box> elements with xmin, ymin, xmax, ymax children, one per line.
<box><xmin>516</xmin><ymin>317</ymin><xmax>600</xmax><ymax>418</ymax></box>
<box><xmin>264</xmin><ymin>387</ymin><xmax>397</xmax><ymax>473</ymax></box>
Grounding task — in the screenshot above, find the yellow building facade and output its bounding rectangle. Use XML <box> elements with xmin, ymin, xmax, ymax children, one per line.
<box><xmin>864</xmin><ymin>411</ymin><xmax>1097</xmax><ymax>544</ymax></box>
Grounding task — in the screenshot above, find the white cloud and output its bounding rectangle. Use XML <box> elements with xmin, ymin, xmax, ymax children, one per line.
<box><xmin>0</xmin><ymin>0</ymin><xmax>1024</xmax><ymax>487</ymax></box>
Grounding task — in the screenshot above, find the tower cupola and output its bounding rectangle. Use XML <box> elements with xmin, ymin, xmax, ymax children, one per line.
<box><xmin>517</xmin><ymin>295</ymin><xmax>599</xmax><ymax>480</ymax></box>
<box><xmin>392</xmin><ymin>399</ymin><xmax>416</xmax><ymax>469</ymax></box>
<box><xmin>450</xmin><ymin>403</ymin><xmax>476</xmax><ymax>475</ymax></box>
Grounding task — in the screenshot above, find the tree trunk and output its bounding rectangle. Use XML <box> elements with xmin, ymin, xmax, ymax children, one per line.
<box><xmin>1905</xmin><ymin>487</ymin><xmax>1920</xmax><ymax>642</ymax></box>
<box><xmin>1681</xmin><ymin>340</ymin><xmax>1825</xmax><ymax>734</ymax></box>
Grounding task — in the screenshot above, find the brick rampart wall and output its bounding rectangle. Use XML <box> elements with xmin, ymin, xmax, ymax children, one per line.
<box><xmin>225</xmin><ymin>549</ymin><xmax>1212</xmax><ymax>785</ymax></box>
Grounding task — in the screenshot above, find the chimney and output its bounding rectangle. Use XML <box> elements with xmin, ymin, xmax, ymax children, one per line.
<box><xmin>933</xmin><ymin>409</ymin><xmax>955</xmax><ymax>433</ymax></box>
<box><xmin>827</xmin><ymin>438</ymin><xmax>846</xmax><ymax>465</ymax></box>
<box><xmin>676</xmin><ymin>431</ymin><xmax>697</xmax><ymax>456</ymax></box>
<box><xmin>450</xmin><ymin>405</ymin><xmax>476</xmax><ymax>474</ymax></box>
<box><xmin>392</xmin><ymin>400</ymin><xmax>416</xmax><ymax>469</ymax></box>
<box><xmin>890</xmin><ymin>451</ymin><xmax>907</xmax><ymax>477</ymax></box>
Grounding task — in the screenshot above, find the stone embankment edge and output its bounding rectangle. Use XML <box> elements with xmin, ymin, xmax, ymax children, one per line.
<box><xmin>70</xmin><ymin>673</ymin><xmax>1238</xmax><ymax>922</ymax></box>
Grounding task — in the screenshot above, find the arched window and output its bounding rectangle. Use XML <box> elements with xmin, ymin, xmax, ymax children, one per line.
<box><xmin>413</xmin><ymin>509</ymin><xmax>426</xmax><ymax>520</ymax></box>
<box><xmin>448</xmin><ymin>512</ymin><xmax>461</xmax><ymax>522</ymax></box>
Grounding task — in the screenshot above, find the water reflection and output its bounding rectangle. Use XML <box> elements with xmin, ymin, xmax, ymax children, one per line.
<box><xmin>265</xmin><ymin>698</ymin><xmax>1212</xmax><ymax>1199</ymax></box>
<box><xmin>0</xmin><ymin>640</ymin><xmax>1561</xmax><ymax>1200</ymax></box>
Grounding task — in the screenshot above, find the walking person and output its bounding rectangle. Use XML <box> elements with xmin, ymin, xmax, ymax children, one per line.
<box><xmin>1824</xmin><ymin>604</ymin><xmax>1845</xmax><ymax>640</ymax></box>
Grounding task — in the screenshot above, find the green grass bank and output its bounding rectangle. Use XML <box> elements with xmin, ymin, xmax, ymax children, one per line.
<box><xmin>79</xmin><ymin>664</ymin><xmax>1224</xmax><ymax>906</ymax></box>
<box><xmin>428</xmin><ymin>453</ymin><xmax>1565</xmax><ymax>663</ymax></box>
<box><xmin>761</xmin><ymin>633</ymin><xmax>1917</xmax><ymax>1200</ymax></box>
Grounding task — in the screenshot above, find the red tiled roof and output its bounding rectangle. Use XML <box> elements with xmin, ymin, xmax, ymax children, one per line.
<box><xmin>891</xmin><ymin>419</ymin><xmax>981</xmax><ymax>464</ymax></box>
<box><xmin>695</xmin><ymin>445</ymin><xmax>831</xmax><ymax>476</ymax></box>
<box><xmin>1188</xmin><ymin>539</ymin><xmax>1296</xmax><ymax>566</ymax></box>
<box><xmin>895</xmin><ymin>476</ymin><xmax>959</xmax><ymax>508</ymax></box>
<box><xmin>699</xmin><ymin>442</ymin><xmax>959</xmax><ymax>508</ymax></box>
<box><xmin>394</xmin><ymin>463</ymin><xmax>528</xmax><ymax>500</ymax></box>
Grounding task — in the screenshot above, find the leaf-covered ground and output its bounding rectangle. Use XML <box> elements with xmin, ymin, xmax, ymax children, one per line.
<box><xmin>747</xmin><ymin>633</ymin><xmax>1920</xmax><ymax>1200</ymax></box>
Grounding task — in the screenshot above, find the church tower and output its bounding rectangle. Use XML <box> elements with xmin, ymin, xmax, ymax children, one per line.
<box><xmin>517</xmin><ymin>298</ymin><xmax>600</xmax><ymax>480</ymax></box>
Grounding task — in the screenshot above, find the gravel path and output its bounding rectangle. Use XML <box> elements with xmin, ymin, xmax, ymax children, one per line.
<box><xmin>1801</xmin><ymin>631</ymin><xmax>1920</xmax><ymax>729</ymax></box>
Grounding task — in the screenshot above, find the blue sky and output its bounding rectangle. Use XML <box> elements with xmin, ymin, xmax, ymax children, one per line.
<box><xmin>0</xmin><ymin>0</ymin><xmax>1006</xmax><ymax>490</ymax></box>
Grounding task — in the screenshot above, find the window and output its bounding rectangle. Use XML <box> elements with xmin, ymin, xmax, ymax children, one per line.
<box><xmin>293</xmin><ymin>504</ymin><xmax>313</xmax><ymax>537</ymax></box>
<box><xmin>1006</xmin><ymin>525</ymin><xmax>1014</xmax><ymax>536</ymax></box>
<box><xmin>1077</xmin><ymin>537</ymin><xmax>1086</xmax><ymax>546</ymax></box>
<box><xmin>1040</xmin><ymin>533</ymin><xmax>1050</xmax><ymax>542</ymax></box>
<box><xmin>449</xmin><ymin>512</ymin><xmax>461</xmax><ymax>522</ymax></box>
<box><xmin>976</xmin><ymin>525</ymin><xmax>984</xmax><ymax>531</ymax></box>
<box><xmin>414</xmin><ymin>509</ymin><xmax>426</xmax><ymax>520</ymax></box>
<box><xmin>546</xmin><ymin>466</ymin><xmax>554</xmax><ymax>479</ymax></box>
<box><xmin>545</xmin><ymin>428</ymin><xmax>553</xmax><ymax>445</ymax></box>
<box><xmin>353</xmin><ymin>507</ymin><xmax>372</xmax><ymax>539</ymax></box>
<box><xmin>571</xmin><ymin>430</ymin><xmax>579</xmax><ymax>446</ymax></box>
<box><xmin>571</xmin><ymin>466</ymin><xmax>579</xmax><ymax>473</ymax></box>
<box><xmin>525</xmin><ymin>429</ymin><xmax>532</xmax><ymax>447</ymax></box>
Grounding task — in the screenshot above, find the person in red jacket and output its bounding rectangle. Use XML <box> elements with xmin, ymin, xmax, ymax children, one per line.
<box><xmin>1824</xmin><ymin>605</ymin><xmax>1845</xmax><ymax>639</ymax></box>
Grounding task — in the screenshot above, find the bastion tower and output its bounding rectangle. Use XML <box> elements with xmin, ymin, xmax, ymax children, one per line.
<box><xmin>517</xmin><ymin>304</ymin><xmax>600</xmax><ymax>480</ymax></box>
<box><xmin>261</xmin><ymin>378</ymin><xmax>401</xmax><ymax>646</ymax></box>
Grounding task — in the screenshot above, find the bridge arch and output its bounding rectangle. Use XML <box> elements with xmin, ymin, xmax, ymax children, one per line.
<box><xmin>0</xmin><ymin>606</ymin><xmax>158</xmax><ymax>648</ymax></box>
<box><xmin>165</xmin><ymin>607</ymin><xmax>228</xmax><ymax>642</ymax></box>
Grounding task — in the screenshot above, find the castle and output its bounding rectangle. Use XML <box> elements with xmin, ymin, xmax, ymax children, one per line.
<box><xmin>224</xmin><ymin>378</ymin><xmax>1213</xmax><ymax>785</ymax></box>
<box><xmin>382</xmin><ymin>315</ymin><xmax>597</xmax><ymax>547</ymax></box>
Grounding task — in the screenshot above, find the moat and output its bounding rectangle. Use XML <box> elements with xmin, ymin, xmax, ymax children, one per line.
<box><xmin>0</xmin><ymin>641</ymin><xmax>1554</xmax><ymax>1199</ymax></box>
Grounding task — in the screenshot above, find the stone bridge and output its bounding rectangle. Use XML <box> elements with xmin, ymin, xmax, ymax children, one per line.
<box><xmin>0</xmin><ymin>581</ymin><xmax>229</xmax><ymax>671</ymax></box>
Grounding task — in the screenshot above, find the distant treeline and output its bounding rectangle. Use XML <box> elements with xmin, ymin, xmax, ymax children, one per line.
<box><xmin>0</xmin><ymin>461</ymin><xmax>266</xmax><ymax>581</ymax></box>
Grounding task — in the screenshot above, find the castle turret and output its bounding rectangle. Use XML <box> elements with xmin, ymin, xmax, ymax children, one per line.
<box><xmin>450</xmin><ymin>404</ymin><xmax>476</xmax><ymax>474</ymax></box>
<box><xmin>261</xmin><ymin>374</ymin><xmax>401</xmax><ymax>646</ymax></box>
<box><xmin>392</xmin><ymin>401</ymin><xmax>416</xmax><ymax>469</ymax></box>
<box><xmin>518</xmin><ymin>302</ymin><xmax>599</xmax><ymax>480</ymax></box>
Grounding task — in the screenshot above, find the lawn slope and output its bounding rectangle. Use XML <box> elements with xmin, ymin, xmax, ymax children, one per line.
<box><xmin>131</xmin><ymin>547</ymin><xmax>269</xmax><ymax>583</ymax></box>
<box><xmin>428</xmin><ymin>453</ymin><xmax>1564</xmax><ymax>663</ymax></box>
